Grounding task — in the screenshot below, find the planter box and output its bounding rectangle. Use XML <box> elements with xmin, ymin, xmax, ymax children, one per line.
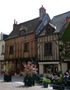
<box><xmin>58</xmin><ymin>85</ymin><xmax>64</xmax><ymax>90</ymax></box>
<box><xmin>24</xmin><ymin>76</ymin><xmax>35</xmax><ymax>86</ymax></box>
<box><xmin>4</xmin><ymin>74</ymin><xmax>12</xmax><ymax>82</ymax></box>
<box><xmin>43</xmin><ymin>82</ymin><xmax>48</xmax><ymax>88</ymax></box>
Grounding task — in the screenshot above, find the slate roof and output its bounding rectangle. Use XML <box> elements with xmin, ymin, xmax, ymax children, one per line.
<box><xmin>36</xmin><ymin>13</ymin><xmax>50</xmax><ymax>35</ymax></box>
<box><xmin>50</xmin><ymin>11</ymin><xmax>70</xmax><ymax>33</ymax></box>
<box><xmin>6</xmin><ymin>11</ymin><xmax>70</xmax><ymax>40</ymax></box>
<box><xmin>6</xmin><ymin>17</ymin><xmax>42</xmax><ymax>40</ymax></box>
<box><xmin>3</xmin><ymin>34</ymin><xmax>8</xmax><ymax>40</ymax></box>
<box><xmin>0</xmin><ymin>33</ymin><xmax>8</xmax><ymax>40</ymax></box>
<box><xmin>35</xmin><ymin>11</ymin><xmax>70</xmax><ymax>36</ymax></box>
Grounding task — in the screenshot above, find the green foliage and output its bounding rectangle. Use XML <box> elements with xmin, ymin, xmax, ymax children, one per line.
<box><xmin>60</xmin><ymin>52</ymin><xmax>70</xmax><ymax>58</ymax></box>
<box><xmin>59</xmin><ymin>44</ymin><xmax>64</xmax><ymax>50</ymax></box>
<box><xmin>42</xmin><ymin>77</ymin><xmax>51</xmax><ymax>84</ymax></box>
<box><xmin>60</xmin><ymin>22</ymin><xmax>70</xmax><ymax>42</ymax></box>
<box><xmin>64</xmin><ymin>53</ymin><xmax>70</xmax><ymax>58</ymax></box>
<box><xmin>4</xmin><ymin>61</ymin><xmax>13</xmax><ymax>75</ymax></box>
<box><xmin>53</xmin><ymin>76</ymin><xmax>66</xmax><ymax>85</ymax></box>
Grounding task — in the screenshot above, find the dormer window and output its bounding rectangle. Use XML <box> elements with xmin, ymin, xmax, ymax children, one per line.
<box><xmin>19</xmin><ymin>26</ymin><xmax>24</xmax><ymax>31</ymax></box>
<box><xmin>19</xmin><ymin>30</ymin><xmax>26</xmax><ymax>36</ymax></box>
<box><xmin>19</xmin><ymin>25</ymin><xmax>27</xmax><ymax>36</ymax></box>
<box><xmin>45</xmin><ymin>24</ymin><xmax>55</xmax><ymax>34</ymax></box>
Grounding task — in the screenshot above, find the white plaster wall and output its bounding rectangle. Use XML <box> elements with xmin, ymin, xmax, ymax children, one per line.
<box><xmin>39</xmin><ymin>64</ymin><xmax>43</xmax><ymax>74</ymax></box>
<box><xmin>62</xmin><ymin>62</ymin><xmax>67</xmax><ymax>74</ymax></box>
<box><xmin>0</xmin><ymin>40</ymin><xmax>5</xmax><ymax>60</ymax></box>
<box><xmin>58</xmin><ymin>64</ymin><xmax>61</xmax><ymax>71</ymax></box>
<box><xmin>0</xmin><ymin>33</ymin><xmax>3</xmax><ymax>40</ymax></box>
<box><xmin>0</xmin><ymin>39</ymin><xmax>5</xmax><ymax>73</ymax></box>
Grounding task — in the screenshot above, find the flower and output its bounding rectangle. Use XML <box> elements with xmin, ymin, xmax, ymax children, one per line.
<box><xmin>23</xmin><ymin>61</ymin><xmax>38</xmax><ymax>77</ymax></box>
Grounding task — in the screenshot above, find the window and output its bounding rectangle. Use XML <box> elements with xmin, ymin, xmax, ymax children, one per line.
<box><xmin>44</xmin><ymin>42</ymin><xmax>52</xmax><ymax>56</ymax></box>
<box><xmin>19</xmin><ymin>26</ymin><xmax>27</xmax><ymax>36</ymax></box>
<box><xmin>24</xmin><ymin>42</ymin><xmax>29</xmax><ymax>52</ymax></box>
<box><xmin>45</xmin><ymin>24</ymin><xmax>55</xmax><ymax>35</ymax></box>
<box><xmin>44</xmin><ymin>64</ymin><xmax>53</xmax><ymax>73</ymax></box>
<box><xmin>9</xmin><ymin>45</ymin><xmax>14</xmax><ymax>54</ymax></box>
<box><xmin>46</xmin><ymin>28</ymin><xmax>54</xmax><ymax>34</ymax></box>
<box><xmin>44</xmin><ymin>64</ymin><xmax>58</xmax><ymax>73</ymax></box>
<box><xmin>2</xmin><ymin>45</ymin><xmax>5</xmax><ymax>54</ymax></box>
<box><xmin>19</xmin><ymin>30</ymin><xmax>26</xmax><ymax>36</ymax></box>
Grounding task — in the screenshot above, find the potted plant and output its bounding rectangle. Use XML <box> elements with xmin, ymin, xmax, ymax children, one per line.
<box><xmin>42</xmin><ymin>77</ymin><xmax>51</xmax><ymax>88</ymax></box>
<box><xmin>52</xmin><ymin>76</ymin><xmax>65</xmax><ymax>90</ymax></box>
<box><xmin>3</xmin><ymin>61</ymin><xmax>13</xmax><ymax>82</ymax></box>
<box><xmin>23</xmin><ymin>61</ymin><xmax>38</xmax><ymax>86</ymax></box>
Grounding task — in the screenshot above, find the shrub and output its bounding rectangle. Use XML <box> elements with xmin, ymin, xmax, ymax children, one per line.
<box><xmin>42</xmin><ymin>77</ymin><xmax>51</xmax><ymax>84</ymax></box>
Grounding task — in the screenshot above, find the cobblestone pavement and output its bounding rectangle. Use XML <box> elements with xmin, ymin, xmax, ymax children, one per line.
<box><xmin>0</xmin><ymin>80</ymin><xmax>54</xmax><ymax>90</ymax></box>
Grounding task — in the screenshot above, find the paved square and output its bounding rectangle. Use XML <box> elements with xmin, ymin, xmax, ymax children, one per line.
<box><xmin>0</xmin><ymin>80</ymin><xmax>54</xmax><ymax>90</ymax></box>
<box><xmin>0</xmin><ymin>75</ymin><xmax>69</xmax><ymax>90</ymax></box>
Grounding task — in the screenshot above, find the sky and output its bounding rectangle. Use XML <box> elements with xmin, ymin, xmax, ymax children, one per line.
<box><xmin>0</xmin><ymin>0</ymin><xmax>70</xmax><ymax>35</ymax></box>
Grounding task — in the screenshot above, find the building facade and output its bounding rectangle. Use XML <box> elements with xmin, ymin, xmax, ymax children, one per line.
<box><xmin>5</xmin><ymin>6</ymin><xmax>50</xmax><ymax>74</ymax></box>
<box><xmin>4</xmin><ymin>6</ymin><xmax>70</xmax><ymax>75</ymax></box>
<box><xmin>36</xmin><ymin>24</ymin><xmax>60</xmax><ymax>74</ymax></box>
<box><xmin>36</xmin><ymin>11</ymin><xmax>70</xmax><ymax>74</ymax></box>
<box><xmin>0</xmin><ymin>32</ymin><xmax>8</xmax><ymax>74</ymax></box>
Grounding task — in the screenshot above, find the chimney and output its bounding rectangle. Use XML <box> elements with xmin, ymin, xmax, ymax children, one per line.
<box><xmin>13</xmin><ymin>19</ymin><xmax>17</xmax><ymax>30</ymax></box>
<box><xmin>39</xmin><ymin>5</ymin><xmax>46</xmax><ymax>20</ymax></box>
<box><xmin>14</xmin><ymin>19</ymin><xmax>17</xmax><ymax>24</ymax></box>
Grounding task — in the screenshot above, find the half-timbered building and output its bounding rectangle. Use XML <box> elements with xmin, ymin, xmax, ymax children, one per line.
<box><xmin>36</xmin><ymin>11</ymin><xmax>70</xmax><ymax>74</ymax></box>
<box><xmin>5</xmin><ymin>6</ymin><xmax>70</xmax><ymax>75</ymax></box>
<box><xmin>5</xmin><ymin>6</ymin><xmax>50</xmax><ymax>74</ymax></box>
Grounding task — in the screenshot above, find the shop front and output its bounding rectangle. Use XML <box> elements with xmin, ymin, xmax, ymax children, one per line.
<box><xmin>38</xmin><ymin>62</ymin><xmax>60</xmax><ymax>75</ymax></box>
